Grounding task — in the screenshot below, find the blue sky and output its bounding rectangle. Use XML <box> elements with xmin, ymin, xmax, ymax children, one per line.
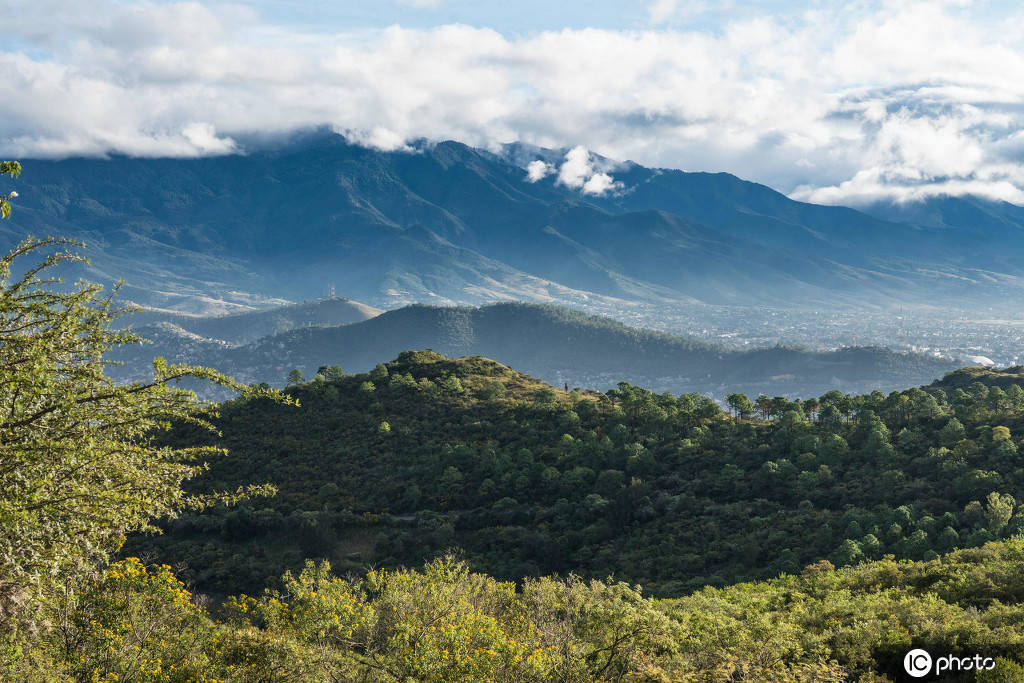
<box><xmin>252</xmin><ymin>1</ymin><xmax>648</xmax><ymax>34</ymax></box>
<box><xmin>222</xmin><ymin>1</ymin><xmax>1015</xmax><ymax>35</ymax></box>
<box><xmin>187</xmin><ymin>1</ymin><xmax>722</xmax><ymax>34</ymax></box>
<box><xmin>3</xmin><ymin>0</ymin><xmax>1024</xmax><ymax>205</ymax></box>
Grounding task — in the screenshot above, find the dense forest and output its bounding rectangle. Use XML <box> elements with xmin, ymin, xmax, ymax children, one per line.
<box><xmin>129</xmin><ymin>351</ymin><xmax>1024</xmax><ymax>606</ymax></box>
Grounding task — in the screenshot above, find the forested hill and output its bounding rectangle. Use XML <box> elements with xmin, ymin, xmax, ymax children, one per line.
<box><xmin>131</xmin><ymin>350</ymin><xmax>1024</xmax><ymax>603</ymax></box>
<box><xmin>932</xmin><ymin>365</ymin><xmax>1024</xmax><ymax>392</ymax></box>
<box><xmin>114</xmin><ymin>301</ymin><xmax>956</xmax><ymax>398</ymax></box>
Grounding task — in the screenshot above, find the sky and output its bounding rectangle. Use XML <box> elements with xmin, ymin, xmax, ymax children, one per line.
<box><xmin>3</xmin><ymin>0</ymin><xmax>1024</xmax><ymax>205</ymax></box>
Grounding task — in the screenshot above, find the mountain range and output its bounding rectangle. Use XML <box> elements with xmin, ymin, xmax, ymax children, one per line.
<box><xmin>5</xmin><ymin>129</ymin><xmax>1024</xmax><ymax>318</ymax></box>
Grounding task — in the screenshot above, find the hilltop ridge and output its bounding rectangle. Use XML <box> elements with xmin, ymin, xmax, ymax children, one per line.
<box><xmin>113</xmin><ymin>301</ymin><xmax>956</xmax><ymax>398</ymax></box>
<box><xmin>129</xmin><ymin>296</ymin><xmax>382</xmax><ymax>345</ymax></box>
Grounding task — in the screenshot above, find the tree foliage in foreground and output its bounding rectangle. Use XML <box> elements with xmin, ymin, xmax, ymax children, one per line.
<box><xmin>0</xmin><ymin>170</ymin><xmax>282</xmax><ymax>673</ymax></box>
<box><xmin>0</xmin><ymin>161</ymin><xmax>20</xmax><ymax>219</ymax></box>
<box><xmin>0</xmin><ymin>235</ymin><xmax>288</xmax><ymax>631</ymax></box>
<box><xmin>9</xmin><ymin>541</ymin><xmax>1024</xmax><ymax>680</ymax></box>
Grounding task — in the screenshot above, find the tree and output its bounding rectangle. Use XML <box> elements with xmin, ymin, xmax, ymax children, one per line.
<box><xmin>985</xmin><ymin>492</ymin><xmax>1015</xmax><ymax>536</ymax></box>
<box><xmin>316</xmin><ymin>365</ymin><xmax>345</xmax><ymax>381</ymax></box>
<box><xmin>726</xmin><ymin>393</ymin><xmax>754</xmax><ymax>420</ymax></box>
<box><xmin>287</xmin><ymin>368</ymin><xmax>305</xmax><ymax>385</ymax></box>
<box><xmin>833</xmin><ymin>539</ymin><xmax>863</xmax><ymax>567</ymax></box>
<box><xmin>0</xmin><ymin>161</ymin><xmax>20</xmax><ymax>219</ymax></box>
<box><xmin>861</xmin><ymin>533</ymin><xmax>881</xmax><ymax>558</ymax></box>
<box><xmin>534</xmin><ymin>387</ymin><xmax>559</xmax><ymax>406</ymax></box>
<box><xmin>42</xmin><ymin>558</ymin><xmax>216</xmax><ymax>681</ymax></box>
<box><xmin>369</xmin><ymin>363</ymin><xmax>389</xmax><ymax>383</ymax></box>
<box><xmin>992</xmin><ymin>426</ymin><xmax>1012</xmax><ymax>442</ymax></box>
<box><xmin>977</xmin><ymin>658</ymin><xmax>1024</xmax><ymax>683</ymax></box>
<box><xmin>439</xmin><ymin>375</ymin><xmax>464</xmax><ymax>394</ymax></box>
<box><xmin>0</xmin><ymin>237</ymin><xmax>287</xmax><ymax>624</ymax></box>
<box><xmin>862</xmin><ymin>424</ymin><xmax>895</xmax><ymax>461</ymax></box>
<box><xmin>438</xmin><ymin>467</ymin><xmax>465</xmax><ymax>507</ymax></box>
<box><xmin>479</xmin><ymin>380</ymin><xmax>505</xmax><ymax>400</ymax></box>
<box><xmin>802</xmin><ymin>397</ymin><xmax>820</xmax><ymax>421</ymax></box>
<box><xmin>1006</xmin><ymin>384</ymin><xmax>1024</xmax><ymax>409</ymax></box>
<box><xmin>939</xmin><ymin>418</ymin><xmax>967</xmax><ymax>447</ymax></box>
<box><xmin>988</xmin><ymin>386</ymin><xmax>1009</xmax><ymax>410</ymax></box>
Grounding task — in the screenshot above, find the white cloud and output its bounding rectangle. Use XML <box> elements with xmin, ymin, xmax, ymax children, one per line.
<box><xmin>646</xmin><ymin>0</ymin><xmax>714</xmax><ymax>26</ymax></box>
<box><xmin>181</xmin><ymin>122</ymin><xmax>237</xmax><ymax>154</ymax></box>
<box><xmin>555</xmin><ymin>146</ymin><xmax>622</xmax><ymax>195</ymax></box>
<box><xmin>793</xmin><ymin>170</ymin><xmax>1024</xmax><ymax>206</ymax></box>
<box><xmin>525</xmin><ymin>159</ymin><xmax>553</xmax><ymax>182</ymax></box>
<box><xmin>341</xmin><ymin>126</ymin><xmax>414</xmax><ymax>152</ymax></box>
<box><xmin>647</xmin><ymin>0</ymin><xmax>679</xmax><ymax>25</ymax></box>
<box><xmin>556</xmin><ymin>146</ymin><xmax>593</xmax><ymax>189</ymax></box>
<box><xmin>2</xmin><ymin>1</ymin><xmax>1024</xmax><ymax>204</ymax></box>
<box><xmin>582</xmin><ymin>172</ymin><xmax>619</xmax><ymax>196</ymax></box>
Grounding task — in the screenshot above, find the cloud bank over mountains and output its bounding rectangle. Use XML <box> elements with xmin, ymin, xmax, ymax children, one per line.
<box><xmin>3</xmin><ymin>0</ymin><xmax>1024</xmax><ymax>205</ymax></box>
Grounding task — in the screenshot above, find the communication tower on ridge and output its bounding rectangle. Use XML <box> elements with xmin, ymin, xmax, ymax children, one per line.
<box><xmin>328</xmin><ymin>283</ymin><xmax>335</xmax><ymax>298</ymax></box>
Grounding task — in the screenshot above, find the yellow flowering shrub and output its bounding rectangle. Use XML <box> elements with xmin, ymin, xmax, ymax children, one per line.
<box><xmin>42</xmin><ymin>558</ymin><xmax>216</xmax><ymax>683</ymax></box>
<box><xmin>226</xmin><ymin>556</ymin><xmax>677</xmax><ymax>681</ymax></box>
<box><xmin>358</xmin><ymin>557</ymin><xmax>555</xmax><ymax>682</ymax></box>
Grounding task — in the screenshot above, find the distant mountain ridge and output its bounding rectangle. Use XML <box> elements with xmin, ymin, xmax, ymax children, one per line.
<box><xmin>6</xmin><ymin>129</ymin><xmax>1024</xmax><ymax>316</ymax></box>
<box><xmin>115</xmin><ymin>301</ymin><xmax>957</xmax><ymax>398</ymax></box>
<box><xmin>128</xmin><ymin>296</ymin><xmax>381</xmax><ymax>345</ymax></box>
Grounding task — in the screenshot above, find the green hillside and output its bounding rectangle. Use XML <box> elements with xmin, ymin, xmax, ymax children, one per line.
<box><xmin>111</xmin><ymin>302</ymin><xmax>957</xmax><ymax>399</ymax></box>
<box><xmin>130</xmin><ymin>351</ymin><xmax>1024</xmax><ymax>602</ymax></box>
